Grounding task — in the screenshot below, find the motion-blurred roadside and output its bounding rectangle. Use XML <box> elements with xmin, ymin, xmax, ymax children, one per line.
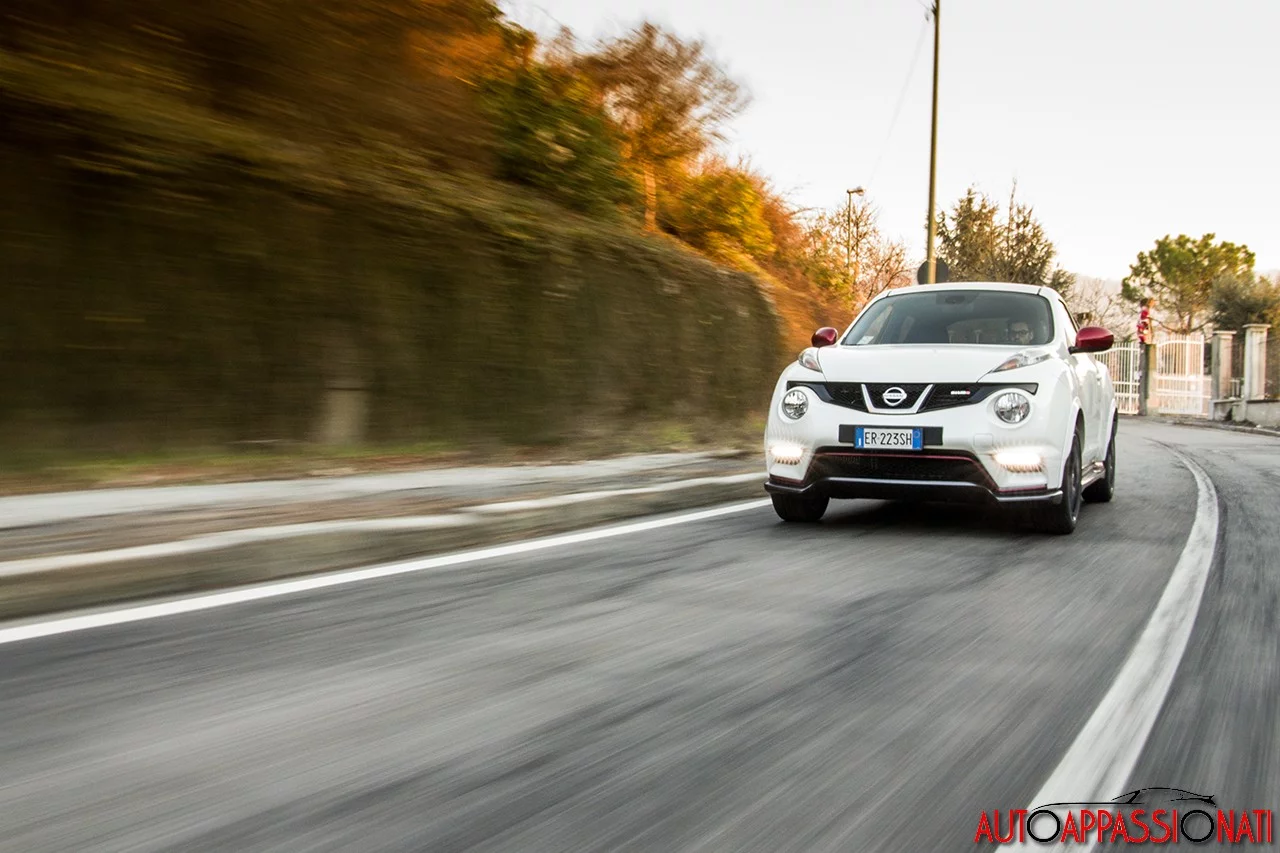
<box><xmin>0</xmin><ymin>0</ymin><xmax>897</xmax><ymax>479</ymax></box>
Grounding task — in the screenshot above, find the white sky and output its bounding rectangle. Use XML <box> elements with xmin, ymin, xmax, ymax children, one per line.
<box><xmin>502</xmin><ymin>0</ymin><xmax>1280</xmax><ymax>281</ymax></box>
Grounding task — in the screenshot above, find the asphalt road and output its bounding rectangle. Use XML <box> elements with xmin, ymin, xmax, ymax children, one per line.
<box><xmin>0</xmin><ymin>420</ymin><xmax>1275</xmax><ymax>852</ymax></box>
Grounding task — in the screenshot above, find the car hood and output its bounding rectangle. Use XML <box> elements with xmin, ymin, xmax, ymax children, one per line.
<box><xmin>816</xmin><ymin>345</ymin><xmax>1023</xmax><ymax>383</ymax></box>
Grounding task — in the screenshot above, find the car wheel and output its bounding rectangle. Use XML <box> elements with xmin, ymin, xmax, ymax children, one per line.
<box><xmin>1034</xmin><ymin>434</ymin><xmax>1082</xmax><ymax>535</ymax></box>
<box><xmin>771</xmin><ymin>492</ymin><xmax>829</xmax><ymax>523</ymax></box>
<box><xmin>1083</xmin><ymin>419</ymin><xmax>1116</xmax><ymax>504</ymax></box>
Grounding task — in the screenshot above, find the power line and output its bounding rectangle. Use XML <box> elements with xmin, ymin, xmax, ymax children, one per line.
<box><xmin>866</xmin><ymin>9</ymin><xmax>932</xmax><ymax>191</ymax></box>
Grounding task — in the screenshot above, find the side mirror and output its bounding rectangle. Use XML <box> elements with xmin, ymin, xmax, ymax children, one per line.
<box><xmin>811</xmin><ymin>327</ymin><xmax>839</xmax><ymax>348</ymax></box>
<box><xmin>1070</xmin><ymin>326</ymin><xmax>1114</xmax><ymax>354</ymax></box>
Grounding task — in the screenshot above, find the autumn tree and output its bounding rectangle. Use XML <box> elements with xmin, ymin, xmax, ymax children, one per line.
<box><xmin>1121</xmin><ymin>234</ymin><xmax>1256</xmax><ymax>333</ymax></box>
<box><xmin>481</xmin><ymin>39</ymin><xmax>635</xmax><ymax>214</ymax></box>
<box><xmin>842</xmin><ymin>197</ymin><xmax>911</xmax><ymax>306</ymax></box>
<box><xmin>753</xmin><ymin>178</ymin><xmax>811</xmax><ymax>271</ymax></box>
<box><xmin>576</xmin><ymin>22</ymin><xmax>749</xmax><ymax>231</ymax></box>
<box><xmin>935</xmin><ymin>185</ymin><xmax>1074</xmax><ymax>296</ymax></box>
<box><xmin>795</xmin><ymin>211</ymin><xmax>850</xmax><ymax>296</ymax></box>
<box><xmin>660</xmin><ymin>160</ymin><xmax>773</xmax><ymax>263</ymax></box>
<box><xmin>795</xmin><ymin>197</ymin><xmax>911</xmax><ymax>309</ymax></box>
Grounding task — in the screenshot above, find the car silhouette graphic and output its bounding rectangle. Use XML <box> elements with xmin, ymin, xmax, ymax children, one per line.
<box><xmin>1032</xmin><ymin>787</ymin><xmax>1217</xmax><ymax>812</ymax></box>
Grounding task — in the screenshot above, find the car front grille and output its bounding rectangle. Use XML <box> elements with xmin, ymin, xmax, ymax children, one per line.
<box><xmin>810</xmin><ymin>449</ymin><xmax>993</xmax><ymax>487</ymax></box>
<box><xmin>863</xmin><ymin>383</ymin><xmax>930</xmax><ymax>409</ymax></box>
<box><xmin>823</xmin><ymin>382</ymin><xmax>867</xmax><ymax>411</ymax></box>
<box><xmin>919</xmin><ymin>384</ymin><xmax>982</xmax><ymax>412</ymax></box>
<box><xmin>788</xmin><ymin>381</ymin><xmax>1038</xmax><ymax>413</ymax></box>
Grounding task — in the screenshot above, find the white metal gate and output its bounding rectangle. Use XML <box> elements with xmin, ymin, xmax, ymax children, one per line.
<box><xmin>1096</xmin><ymin>342</ymin><xmax>1142</xmax><ymax>415</ymax></box>
<box><xmin>1093</xmin><ymin>333</ymin><xmax>1210</xmax><ymax>417</ymax></box>
<box><xmin>1155</xmin><ymin>334</ymin><xmax>1210</xmax><ymax>416</ymax></box>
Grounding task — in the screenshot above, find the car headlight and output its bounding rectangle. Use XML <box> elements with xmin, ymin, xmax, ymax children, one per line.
<box><xmin>781</xmin><ymin>388</ymin><xmax>809</xmax><ymax>420</ymax></box>
<box><xmin>797</xmin><ymin>348</ymin><xmax>822</xmax><ymax>371</ymax></box>
<box><xmin>989</xmin><ymin>348</ymin><xmax>1052</xmax><ymax>373</ymax></box>
<box><xmin>993</xmin><ymin>391</ymin><xmax>1031</xmax><ymax>424</ymax></box>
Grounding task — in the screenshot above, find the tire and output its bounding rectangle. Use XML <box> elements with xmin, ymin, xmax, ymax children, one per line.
<box><xmin>771</xmin><ymin>492</ymin><xmax>829</xmax><ymax>523</ymax></box>
<box><xmin>1083</xmin><ymin>419</ymin><xmax>1117</xmax><ymax>503</ymax></box>
<box><xmin>1034</xmin><ymin>434</ymin><xmax>1082</xmax><ymax>535</ymax></box>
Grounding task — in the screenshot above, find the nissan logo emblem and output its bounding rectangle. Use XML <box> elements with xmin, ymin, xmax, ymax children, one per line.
<box><xmin>881</xmin><ymin>387</ymin><xmax>908</xmax><ymax>406</ymax></box>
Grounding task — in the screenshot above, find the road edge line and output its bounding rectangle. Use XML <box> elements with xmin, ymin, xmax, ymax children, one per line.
<box><xmin>1017</xmin><ymin>448</ymin><xmax>1219</xmax><ymax>850</ymax></box>
<box><xmin>0</xmin><ymin>498</ymin><xmax>771</xmax><ymax>646</ymax></box>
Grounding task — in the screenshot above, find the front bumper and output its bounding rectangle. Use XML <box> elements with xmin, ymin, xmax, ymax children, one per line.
<box><xmin>764</xmin><ymin>448</ymin><xmax>1064</xmax><ymax>506</ymax></box>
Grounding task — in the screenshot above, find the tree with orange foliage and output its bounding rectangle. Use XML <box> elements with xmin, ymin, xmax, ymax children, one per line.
<box><xmin>576</xmin><ymin>22</ymin><xmax>748</xmax><ymax>232</ymax></box>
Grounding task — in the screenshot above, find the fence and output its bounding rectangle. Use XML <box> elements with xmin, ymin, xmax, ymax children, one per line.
<box><xmin>1094</xmin><ymin>332</ymin><xmax>1211</xmax><ymax>417</ymax></box>
<box><xmin>1225</xmin><ymin>329</ymin><xmax>1276</xmax><ymax>400</ymax></box>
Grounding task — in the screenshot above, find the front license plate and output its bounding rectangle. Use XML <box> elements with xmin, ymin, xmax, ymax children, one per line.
<box><xmin>855</xmin><ymin>427</ymin><xmax>923</xmax><ymax>450</ymax></box>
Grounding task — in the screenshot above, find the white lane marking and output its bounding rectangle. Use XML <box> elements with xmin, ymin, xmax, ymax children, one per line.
<box><xmin>0</xmin><ymin>516</ymin><xmax>475</xmax><ymax>578</ymax></box>
<box><xmin>1016</xmin><ymin>449</ymin><xmax>1218</xmax><ymax>851</ymax></box>
<box><xmin>0</xmin><ymin>473</ymin><xmax>765</xmax><ymax>578</ymax></box>
<box><xmin>0</xmin><ymin>499</ymin><xmax>772</xmax><ymax>646</ymax></box>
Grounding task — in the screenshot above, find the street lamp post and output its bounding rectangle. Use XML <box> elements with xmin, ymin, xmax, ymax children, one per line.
<box><xmin>846</xmin><ymin>186</ymin><xmax>865</xmax><ymax>290</ymax></box>
<box><xmin>925</xmin><ymin>0</ymin><xmax>940</xmax><ymax>284</ymax></box>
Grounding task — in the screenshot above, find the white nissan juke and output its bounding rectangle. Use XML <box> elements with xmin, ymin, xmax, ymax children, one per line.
<box><xmin>763</xmin><ymin>282</ymin><xmax>1118</xmax><ymax>534</ymax></box>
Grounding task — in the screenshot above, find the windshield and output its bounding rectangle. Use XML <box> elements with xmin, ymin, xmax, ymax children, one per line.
<box><xmin>841</xmin><ymin>289</ymin><xmax>1055</xmax><ymax>346</ymax></box>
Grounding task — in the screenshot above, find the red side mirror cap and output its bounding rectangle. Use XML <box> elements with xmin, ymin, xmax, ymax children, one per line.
<box><xmin>1071</xmin><ymin>326</ymin><xmax>1114</xmax><ymax>354</ymax></box>
<box><xmin>811</xmin><ymin>327</ymin><xmax>839</xmax><ymax>348</ymax></box>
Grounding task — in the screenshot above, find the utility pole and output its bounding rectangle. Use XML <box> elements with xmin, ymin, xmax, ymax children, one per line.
<box><xmin>925</xmin><ymin>0</ymin><xmax>940</xmax><ymax>284</ymax></box>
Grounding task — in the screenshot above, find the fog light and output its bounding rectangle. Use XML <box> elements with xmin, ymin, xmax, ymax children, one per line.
<box><xmin>993</xmin><ymin>449</ymin><xmax>1044</xmax><ymax>472</ymax></box>
<box><xmin>770</xmin><ymin>441</ymin><xmax>806</xmax><ymax>465</ymax></box>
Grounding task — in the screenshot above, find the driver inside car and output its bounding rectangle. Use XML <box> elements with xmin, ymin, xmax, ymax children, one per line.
<box><xmin>1007</xmin><ymin>319</ymin><xmax>1034</xmax><ymax>345</ymax></box>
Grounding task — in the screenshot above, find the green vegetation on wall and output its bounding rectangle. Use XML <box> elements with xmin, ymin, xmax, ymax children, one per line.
<box><xmin>0</xmin><ymin>130</ymin><xmax>783</xmax><ymax>453</ymax></box>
